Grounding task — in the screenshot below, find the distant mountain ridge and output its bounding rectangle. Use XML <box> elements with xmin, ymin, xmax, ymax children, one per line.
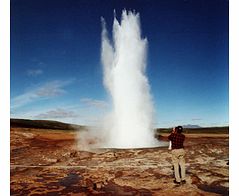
<box><xmin>10</xmin><ymin>118</ymin><xmax>85</xmax><ymax>130</ymax></box>
<box><xmin>156</xmin><ymin>126</ymin><xmax>229</xmax><ymax>134</ymax></box>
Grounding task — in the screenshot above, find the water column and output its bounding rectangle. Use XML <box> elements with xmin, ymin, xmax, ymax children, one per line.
<box><xmin>101</xmin><ymin>10</ymin><xmax>158</xmax><ymax>148</ymax></box>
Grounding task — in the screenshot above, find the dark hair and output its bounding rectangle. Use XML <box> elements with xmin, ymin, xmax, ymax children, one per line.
<box><xmin>176</xmin><ymin>126</ymin><xmax>183</xmax><ymax>133</ymax></box>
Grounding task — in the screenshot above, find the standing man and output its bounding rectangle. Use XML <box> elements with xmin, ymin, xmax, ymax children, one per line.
<box><xmin>168</xmin><ymin>126</ymin><xmax>186</xmax><ymax>184</ymax></box>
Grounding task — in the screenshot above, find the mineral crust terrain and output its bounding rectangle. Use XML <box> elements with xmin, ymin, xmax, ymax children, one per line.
<box><xmin>11</xmin><ymin>120</ymin><xmax>229</xmax><ymax>196</ymax></box>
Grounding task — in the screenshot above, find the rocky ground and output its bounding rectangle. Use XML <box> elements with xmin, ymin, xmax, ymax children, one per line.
<box><xmin>11</xmin><ymin>128</ymin><xmax>229</xmax><ymax>195</ymax></box>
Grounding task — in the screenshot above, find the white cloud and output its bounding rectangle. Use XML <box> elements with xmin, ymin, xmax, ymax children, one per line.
<box><xmin>34</xmin><ymin>108</ymin><xmax>78</xmax><ymax>119</ymax></box>
<box><xmin>81</xmin><ymin>98</ymin><xmax>108</xmax><ymax>109</ymax></box>
<box><xmin>11</xmin><ymin>79</ymin><xmax>74</xmax><ymax>109</ymax></box>
<box><xmin>27</xmin><ymin>69</ymin><xmax>43</xmax><ymax>76</ymax></box>
<box><xmin>192</xmin><ymin>118</ymin><xmax>202</xmax><ymax>121</ymax></box>
<box><xmin>35</xmin><ymin>81</ymin><xmax>67</xmax><ymax>97</ymax></box>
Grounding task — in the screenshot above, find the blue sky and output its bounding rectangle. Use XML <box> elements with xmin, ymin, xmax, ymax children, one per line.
<box><xmin>10</xmin><ymin>0</ymin><xmax>228</xmax><ymax>128</ymax></box>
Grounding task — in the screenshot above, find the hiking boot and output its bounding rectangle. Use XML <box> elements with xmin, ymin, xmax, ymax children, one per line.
<box><xmin>173</xmin><ymin>180</ymin><xmax>181</xmax><ymax>185</ymax></box>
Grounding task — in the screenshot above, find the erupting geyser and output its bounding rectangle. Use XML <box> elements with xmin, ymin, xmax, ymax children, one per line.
<box><xmin>101</xmin><ymin>10</ymin><xmax>159</xmax><ymax>148</ymax></box>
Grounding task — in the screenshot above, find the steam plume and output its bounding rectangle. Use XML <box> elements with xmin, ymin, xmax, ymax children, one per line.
<box><xmin>101</xmin><ymin>10</ymin><xmax>158</xmax><ymax>148</ymax></box>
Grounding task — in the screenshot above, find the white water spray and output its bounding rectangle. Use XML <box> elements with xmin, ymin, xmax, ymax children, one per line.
<box><xmin>101</xmin><ymin>10</ymin><xmax>159</xmax><ymax>148</ymax></box>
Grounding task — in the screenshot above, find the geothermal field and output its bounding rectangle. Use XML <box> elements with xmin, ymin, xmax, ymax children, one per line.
<box><xmin>10</xmin><ymin>119</ymin><xmax>229</xmax><ymax>195</ymax></box>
